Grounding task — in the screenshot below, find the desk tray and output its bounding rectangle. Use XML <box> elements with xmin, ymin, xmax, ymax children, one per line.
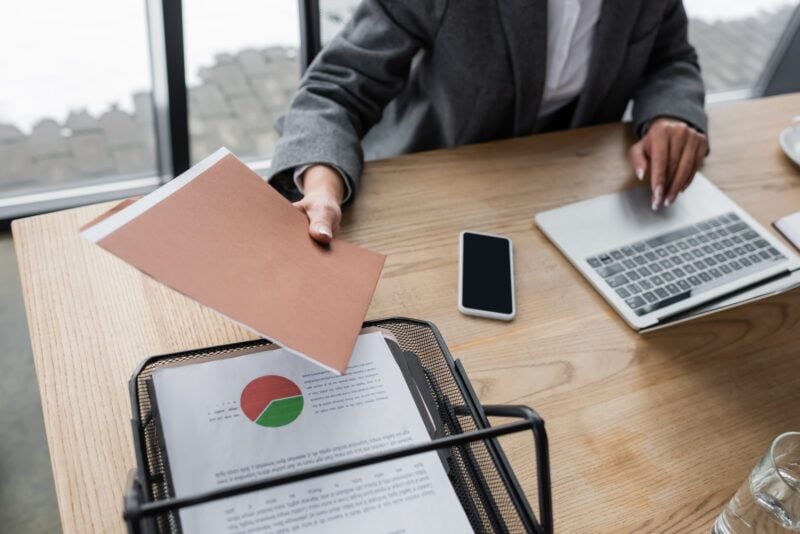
<box><xmin>124</xmin><ymin>317</ymin><xmax>552</xmax><ymax>534</ymax></box>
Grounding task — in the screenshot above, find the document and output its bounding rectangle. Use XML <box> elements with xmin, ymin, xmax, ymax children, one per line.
<box><xmin>150</xmin><ymin>332</ymin><xmax>474</xmax><ymax>534</ymax></box>
<box><xmin>81</xmin><ymin>148</ymin><xmax>385</xmax><ymax>374</ymax></box>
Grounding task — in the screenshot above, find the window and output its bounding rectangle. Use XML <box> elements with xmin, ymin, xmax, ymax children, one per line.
<box><xmin>3</xmin><ymin>0</ymin><xmax>799</xmax><ymax>220</ymax></box>
<box><xmin>684</xmin><ymin>0</ymin><xmax>800</xmax><ymax>97</ymax></box>
<box><xmin>320</xmin><ymin>0</ymin><xmax>360</xmax><ymax>46</ymax></box>
<box><xmin>182</xmin><ymin>0</ymin><xmax>301</xmax><ymax>165</ymax></box>
<box><xmin>0</xmin><ymin>0</ymin><xmax>157</xmax><ymax>200</ymax></box>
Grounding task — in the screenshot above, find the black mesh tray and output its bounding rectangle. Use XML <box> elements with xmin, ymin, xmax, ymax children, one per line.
<box><xmin>124</xmin><ymin>317</ymin><xmax>552</xmax><ymax>534</ymax></box>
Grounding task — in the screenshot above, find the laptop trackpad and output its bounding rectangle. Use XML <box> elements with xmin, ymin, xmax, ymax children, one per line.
<box><xmin>542</xmin><ymin>177</ymin><xmax>730</xmax><ymax>257</ymax></box>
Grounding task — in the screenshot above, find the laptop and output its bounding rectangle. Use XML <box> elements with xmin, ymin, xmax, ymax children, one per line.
<box><xmin>535</xmin><ymin>173</ymin><xmax>800</xmax><ymax>331</ymax></box>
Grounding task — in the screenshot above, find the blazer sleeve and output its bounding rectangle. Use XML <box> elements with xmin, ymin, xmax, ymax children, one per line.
<box><xmin>632</xmin><ymin>0</ymin><xmax>708</xmax><ymax>138</ymax></box>
<box><xmin>268</xmin><ymin>0</ymin><xmax>448</xmax><ymax>201</ymax></box>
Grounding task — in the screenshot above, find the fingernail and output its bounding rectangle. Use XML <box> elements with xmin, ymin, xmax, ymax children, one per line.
<box><xmin>664</xmin><ymin>197</ymin><xmax>671</xmax><ymax>207</ymax></box>
<box><xmin>636</xmin><ymin>168</ymin><xmax>644</xmax><ymax>181</ymax></box>
<box><xmin>651</xmin><ymin>186</ymin><xmax>663</xmax><ymax>211</ymax></box>
<box><xmin>314</xmin><ymin>225</ymin><xmax>332</xmax><ymax>238</ymax></box>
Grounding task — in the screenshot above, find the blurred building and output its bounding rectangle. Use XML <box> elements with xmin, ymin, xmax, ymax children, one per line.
<box><xmin>688</xmin><ymin>3</ymin><xmax>797</xmax><ymax>93</ymax></box>
<box><xmin>0</xmin><ymin>46</ymin><xmax>298</xmax><ymax>193</ymax></box>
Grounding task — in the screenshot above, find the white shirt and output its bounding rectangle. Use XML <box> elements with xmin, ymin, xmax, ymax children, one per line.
<box><xmin>539</xmin><ymin>0</ymin><xmax>603</xmax><ymax>117</ymax></box>
<box><xmin>296</xmin><ymin>0</ymin><xmax>603</xmax><ymax>199</ymax></box>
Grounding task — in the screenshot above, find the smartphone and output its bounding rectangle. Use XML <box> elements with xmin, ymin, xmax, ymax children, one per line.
<box><xmin>458</xmin><ymin>231</ymin><xmax>515</xmax><ymax>321</ymax></box>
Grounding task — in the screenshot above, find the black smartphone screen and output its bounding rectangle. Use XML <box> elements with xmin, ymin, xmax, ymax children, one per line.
<box><xmin>461</xmin><ymin>233</ymin><xmax>513</xmax><ymax>314</ymax></box>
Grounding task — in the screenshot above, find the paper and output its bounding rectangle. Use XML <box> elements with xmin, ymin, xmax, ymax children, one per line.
<box><xmin>81</xmin><ymin>148</ymin><xmax>385</xmax><ymax>374</ymax></box>
<box><xmin>150</xmin><ymin>332</ymin><xmax>474</xmax><ymax>534</ymax></box>
<box><xmin>775</xmin><ymin>211</ymin><xmax>800</xmax><ymax>253</ymax></box>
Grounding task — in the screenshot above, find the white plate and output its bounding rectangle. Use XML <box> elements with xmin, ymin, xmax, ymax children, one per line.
<box><xmin>780</xmin><ymin>119</ymin><xmax>800</xmax><ymax>167</ymax></box>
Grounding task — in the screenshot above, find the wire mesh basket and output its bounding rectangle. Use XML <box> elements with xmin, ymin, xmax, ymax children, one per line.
<box><xmin>124</xmin><ymin>317</ymin><xmax>552</xmax><ymax>534</ymax></box>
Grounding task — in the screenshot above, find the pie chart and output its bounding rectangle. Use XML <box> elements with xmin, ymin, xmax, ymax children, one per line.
<box><xmin>240</xmin><ymin>375</ymin><xmax>304</xmax><ymax>428</ymax></box>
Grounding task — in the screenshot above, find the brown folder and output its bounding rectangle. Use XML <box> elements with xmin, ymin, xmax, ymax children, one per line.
<box><xmin>81</xmin><ymin>148</ymin><xmax>385</xmax><ymax>374</ymax></box>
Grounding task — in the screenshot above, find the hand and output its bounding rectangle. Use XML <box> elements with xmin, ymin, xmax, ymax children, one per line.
<box><xmin>293</xmin><ymin>165</ymin><xmax>345</xmax><ymax>244</ymax></box>
<box><xmin>629</xmin><ymin>117</ymin><xmax>708</xmax><ymax>210</ymax></box>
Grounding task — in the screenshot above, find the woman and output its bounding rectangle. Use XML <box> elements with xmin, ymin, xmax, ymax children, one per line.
<box><xmin>268</xmin><ymin>0</ymin><xmax>709</xmax><ymax>243</ymax></box>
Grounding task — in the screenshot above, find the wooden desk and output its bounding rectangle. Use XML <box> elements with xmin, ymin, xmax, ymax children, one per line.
<box><xmin>14</xmin><ymin>93</ymin><xmax>800</xmax><ymax>533</ymax></box>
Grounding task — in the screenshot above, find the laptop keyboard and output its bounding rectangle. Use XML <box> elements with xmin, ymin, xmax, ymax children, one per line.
<box><xmin>586</xmin><ymin>212</ymin><xmax>786</xmax><ymax>316</ymax></box>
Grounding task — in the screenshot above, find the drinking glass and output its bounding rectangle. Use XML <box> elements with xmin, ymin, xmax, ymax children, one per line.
<box><xmin>713</xmin><ymin>432</ymin><xmax>800</xmax><ymax>533</ymax></box>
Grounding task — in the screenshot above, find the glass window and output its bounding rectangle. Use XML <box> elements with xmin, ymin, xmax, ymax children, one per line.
<box><xmin>0</xmin><ymin>0</ymin><xmax>157</xmax><ymax>198</ymax></box>
<box><xmin>320</xmin><ymin>0</ymin><xmax>361</xmax><ymax>46</ymax></box>
<box><xmin>182</xmin><ymin>0</ymin><xmax>301</xmax><ymax>164</ymax></box>
<box><xmin>685</xmin><ymin>0</ymin><xmax>800</xmax><ymax>95</ymax></box>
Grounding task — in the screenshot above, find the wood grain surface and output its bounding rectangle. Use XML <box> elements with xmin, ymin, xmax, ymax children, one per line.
<box><xmin>13</xmin><ymin>93</ymin><xmax>800</xmax><ymax>533</ymax></box>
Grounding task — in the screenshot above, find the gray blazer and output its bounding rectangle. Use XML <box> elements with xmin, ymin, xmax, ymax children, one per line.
<box><xmin>269</xmin><ymin>0</ymin><xmax>707</xmax><ymax>200</ymax></box>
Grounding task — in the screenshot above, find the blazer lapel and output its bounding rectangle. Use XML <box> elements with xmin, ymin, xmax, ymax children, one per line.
<box><xmin>571</xmin><ymin>0</ymin><xmax>641</xmax><ymax>126</ymax></box>
<box><xmin>496</xmin><ymin>0</ymin><xmax>548</xmax><ymax>136</ymax></box>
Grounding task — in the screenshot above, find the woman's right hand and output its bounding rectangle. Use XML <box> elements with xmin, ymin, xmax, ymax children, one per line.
<box><xmin>292</xmin><ymin>164</ymin><xmax>346</xmax><ymax>245</ymax></box>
